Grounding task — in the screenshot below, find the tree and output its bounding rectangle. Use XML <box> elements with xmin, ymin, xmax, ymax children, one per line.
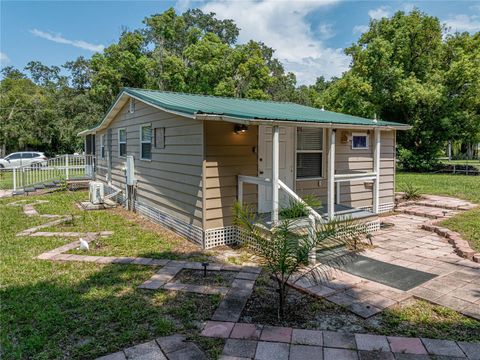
<box><xmin>234</xmin><ymin>202</ymin><xmax>365</xmax><ymax>319</ymax></box>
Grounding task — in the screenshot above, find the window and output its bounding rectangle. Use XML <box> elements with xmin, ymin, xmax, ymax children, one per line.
<box><xmin>154</xmin><ymin>127</ymin><xmax>165</xmax><ymax>149</ymax></box>
<box><xmin>100</xmin><ymin>134</ymin><xmax>105</xmax><ymax>159</ymax></box>
<box><xmin>129</xmin><ymin>98</ymin><xmax>135</xmax><ymax>113</ymax></box>
<box><xmin>352</xmin><ymin>133</ymin><xmax>369</xmax><ymax>149</ymax></box>
<box><xmin>118</xmin><ymin>128</ymin><xmax>127</xmax><ymax>157</ymax></box>
<box><xmin>296</xmin><ymin>127</ymin><xmax>323</xmax><ymax>179</ymax></box>
<box><xmin>7</xmin><ymin>153</ymin><xmax>21</xmax><ymax>160</ymax></box>
<box><xmin>22</xmin><ymin>153</ymin><xmax>34</xmax><ymax>159</ymax></box>
<box><xmin>140</xmin><ymin>124</ymin><xmax>152</xmax><ymax>160</ymax></box>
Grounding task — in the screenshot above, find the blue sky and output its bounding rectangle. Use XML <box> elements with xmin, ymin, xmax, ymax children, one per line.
<box><xmin>1</xmin><ymin>0</ymin><xmax>479</xmax><ymax>85</ymax></box>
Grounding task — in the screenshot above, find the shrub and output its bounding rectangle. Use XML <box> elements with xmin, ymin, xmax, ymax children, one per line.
<box><xmin>401</xmin><ymin>182</ymin><xmax>422</xmax><ymax>200</ymax></box>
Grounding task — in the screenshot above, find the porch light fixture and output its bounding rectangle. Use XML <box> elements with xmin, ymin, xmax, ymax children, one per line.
<box><xmin>234</xmin><ymin>124</ymin><xmax>248</xmax><ymax>134</ymax></box>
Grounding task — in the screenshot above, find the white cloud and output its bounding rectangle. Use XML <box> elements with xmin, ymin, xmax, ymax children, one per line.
<box><xmin>30</xmin><ymin>29</ymin><xmax>104</xmax><ymax>52</ymax></box>
<box><xmin>353</xmin><ymin>25</ymin><xmax>369</xmax><ymax>34</ymax></box>
<box><xmin>444</xmin><ymin>14</ymin><xmax>480</xmax><ymax>33</ymax></box>
<box><xmin>368</xmin><ymin>6</ymin><xmax>390</xmax><ymax>20</ymax></box>
<box><xmin>0</xmin><ymin>52</ymin><xmax>10</xmax><ymax>65</ymax></box>
<box><xmin>317</xmin><ymin>23</ymin><xmax>335</xmax><ymax>39</ymax></box>
<box><xmin>200</xmin><ymin>0</ymin><xmax>349</xmax><ymax>85</ymax></box>
<box><xmin>402</xmin><ymin>3</ymin><xmax>415</xmax><ymax>13</ymax></box>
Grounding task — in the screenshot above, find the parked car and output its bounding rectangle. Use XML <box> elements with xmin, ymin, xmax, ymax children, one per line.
<box><xmin>0</xmin><ymin>152</ymin><xmax>48</xmax><ymax>169</ymax></box>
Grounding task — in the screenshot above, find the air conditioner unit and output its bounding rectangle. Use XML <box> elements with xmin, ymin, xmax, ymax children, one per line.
<box><xmin>89</xmin><ymin>181</ymin><xmax>104</xmax><ymax>204</ymax></box>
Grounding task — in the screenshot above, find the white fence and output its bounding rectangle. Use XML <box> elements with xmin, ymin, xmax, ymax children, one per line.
<box><xmin>0</xmin><ymin>154</ymin><xmax>95</xmax><ymax>191</ymax></box>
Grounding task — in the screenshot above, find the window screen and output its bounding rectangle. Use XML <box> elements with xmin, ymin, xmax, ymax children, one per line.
<box><xmin>296</xmin><ymin>127</ymin><xmax>323</xmax><ymax>179</ymax></box>
<box><xmin>352</xmin><ymin>133</ymin><xmax>368</xmax><ymax>149</ymax></box>
<box><xmin>140</xmin><ymin>125</ymin><xmax>152</xmax><ymax>160</ymax></box>
<box><xmin>119</xmin><ymin>129</ymin><xmax>127</xmax><ymax>157</ymax></box>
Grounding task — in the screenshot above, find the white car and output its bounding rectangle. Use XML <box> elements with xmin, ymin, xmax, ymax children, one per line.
<box><xmin>0</xmin><ymin>152</ymin><xmax>48</xmax><ymax>169</ymax></box>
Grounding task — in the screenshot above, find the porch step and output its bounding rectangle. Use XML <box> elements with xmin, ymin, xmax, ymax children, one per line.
<box><xmin>394</xmin><ymin>205</ymin><xmax>458</xmax><ymax>220</ymax></box>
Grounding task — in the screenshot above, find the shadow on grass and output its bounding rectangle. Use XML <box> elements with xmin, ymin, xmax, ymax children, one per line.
<box><xmin>0</xmin><ymin>261</ymin><xmax>223</xmax><ymax>360</ymax></box>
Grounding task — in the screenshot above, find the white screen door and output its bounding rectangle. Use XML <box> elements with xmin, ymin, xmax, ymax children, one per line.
<box><xmin>258</xmin><ymin>125</ymin><xmax>295</xmax><ymax>213</ymax></box>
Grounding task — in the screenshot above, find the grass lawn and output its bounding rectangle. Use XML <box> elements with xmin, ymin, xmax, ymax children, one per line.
<box><xmin>1</xmin><ymin>190</ymin><xmax>479</xmax><ymax>359</ymax></box>
<box><xmin>396</xmin><ymin>172</ymin><xmax>480</xmax><ymax>252</ymax></box>
<box><xmin>0</xmin><ymin>190</ymin><xmax>224</xmax><ymax>360</ymax></box>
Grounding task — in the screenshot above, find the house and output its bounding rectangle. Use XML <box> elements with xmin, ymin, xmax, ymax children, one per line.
<box><xmin>79</xmin><ymin>88</ymin><xmax>410</xmax><ymax>249</ymax></box>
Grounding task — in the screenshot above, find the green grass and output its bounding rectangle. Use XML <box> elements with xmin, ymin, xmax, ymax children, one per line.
<box><xmin>0</xmin><ymin>191</ymin><xmax>223</xmax><ymax>359</ymax></box>
<box><xmin>0</xmin><ymin>168</ymin><xmax>87</xmax><ymax>190</ymax></box>
<box><xmin>396</xmin><ymin>172</ymin><xmax>480</xmax><ymax>252</ymax></box>
<box><xmin>376</xmin><ymin>300</ymin><xmax>480</xmax><ymax>341</ymax></box>
<box><xmin>396</xmin><ymin>172</ymin><xmax>480</xmax><ymax>203</ymax></box>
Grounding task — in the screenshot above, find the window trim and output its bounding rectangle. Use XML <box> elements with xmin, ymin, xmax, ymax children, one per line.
<box><xmin>100</xmin><ymin>134</ymin><xmax>105</xmax><ymax>159</ymax></box>
<box><xmin>129</xmin><ymin>98</ymin><xmax>136</xmax><ymax>114</ymax></box>
<box><xmin>140</xmin><ymin>124</ymin><xmax>152</xmax><ymax>161</ymax></box>
<box><xmin>118</xmin><ymin>128</ymin><xmax>127</xmax><ymax>157</ymax></box>
<box><xmin>351</xmin><ymin>132</ymin><xmax>369</xmax><ymax>150</ymax></box>
<box><xmin>295</xmin><ymin>127</ymin><xmax>325</xmax><ymax>181</ymax></box>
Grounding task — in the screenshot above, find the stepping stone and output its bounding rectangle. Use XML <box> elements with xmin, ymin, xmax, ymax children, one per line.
<box><xmin>289</xmin><ymin>344</ymin><xmax>324</xmax><ymax>360</ymax></box>
<box><xmin>201</xmin><ymin>321</ymin><xmax>234</xmax><ymax>338</ymax></box>
<box><xmin>156</xmin><ymin>334</ymin><xmax>186</xmax><ymax>354</ymax></box>
<box><xmin>260</xmin><ymin>326</ymin><xmax>292</xmax><ymax>343</ymax></box>
<box><xmin>222</xmin><ymin>339</ymin><xmax>257</xmax><ymax>358</ymax></box>
<box><xmin>24</xmin><ymin>187</ymin><xmax>36</xmax><ymax>193</ymax></box>
<box><xmin>291</xmin><ymin>328</ymin><xmax>323</xmax><ymax>346</ymax></box>
<box><xmin>34</xmin><ymin>184</ymin><xmax>45</xmax><ymax>189</ymax></box>
<box><xmin>254</xmin><ymin>341</ymin><xmax>289</xmax><ymax>360</ymax></box>
<box><xmin>456</xmin><ymin>341</ymin><xmax>480</xmax><ymax>360</ymax></box>
<box><xmin>12</xmin><ymin>190</ymin><xmax>25</xmax><ymax>196</ymax></box>
<box><xmin>355</xmin><ymin>334</ymin><xmax>389</xmax><ymax>352</ymax></box>
<box><xmin>323</xmin><ymin>331</ymin><xmax>356</xmax><ymax>350</ymax></box>
<box><xmin>230</xmin><ymin>323</ymin><xmax>262</xmax><ymax>340</ymax></box>
<box><xmin>123</xmin><ymin>340</ymin><xmax>166</xmax><ymax>360</ymax></box>
<box><xmin>421</xmin><ymin>338</ymin><xmax>465</xmax><ymax>357</ymax></box>
<box><xmin>167</xmin><ymin>343</ymin><xmax>206</xmax><ymax>360</ymax></box>
<box><xmin>324</xmin><ymin>348</ymin><xmax>358</xmax><ymax>360</ymax></box>
<box><xmin>387</xmin><ymin>337</ymin><xmax>427</xmax><ymax>355</ymax></box>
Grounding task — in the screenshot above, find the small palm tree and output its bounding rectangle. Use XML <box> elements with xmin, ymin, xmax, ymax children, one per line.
<box><xmin>234</xmin><ymin>202</ymin><xmax>367</xmax><ymax>320</ymax></box>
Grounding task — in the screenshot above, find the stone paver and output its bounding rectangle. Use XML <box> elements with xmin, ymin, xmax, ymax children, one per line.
<box><xmin>324</xmin><ymin>347</ymin><xmax>358</xmax><ymax>360</ymax></box>
<box><xmin>123</xmin><ymin>340</ymin><xmax>166</xmax><ymax>360</ymax></box>
<box><xmin>167</xmin><ymin>343</ymin><xmax>206</xmax><ymax>360</ymax></box>
<box><xmin>156</xmin><ymin>334</ymin><xmax>187</xmax><ymax>354</ymax></box>
<box><xmin>358</xmin><ymin>350</ymin><xmax>395</xmax><ymax>359</ymax></box>
<box><xmin>212</xmin><ymin>279</ymin><xmax>255</xmax><ymax>322</ymax></box>
<box><xmin>201</xmin><ymin>321</ymin><xmax>234</xmax><ymax>338</ymax></box>
<box><xmin>259</xmin><ymin>326</ymin><xmax>292</xmax><ymax>343</ymax></box>
<box><xmin>355</xmin><ymin>334</ymin><xmax>390</xmax><ymax>352</ymax></box>
<box><xmin>291</xmin><ymin>328</ymin><xmax>323</xmax><ymax>346</ymax></box>
<box><xmin>254</xmin><ymin>341</ymin><xmax>289</xmax><ymax>360</ymax></box>
<box><xmin>230</xmin><ymin>323</ymin><xmax>262</xmax><ymax>340</ymax></box>
<box><xmin>387</xmin><ymin>336</ymin><xmax>427</xmax><ymax>354</ymax></box>
<box><xmin>457</xmin><ymin>341</ymin><xmax>480</xmax><ymax>360</ymax></box>
<box><xmin>96</xmin><ymin>352</ymin><xmax>127</xmax><ymax>360</ymax></box>
<box><xmin>222</xmin><ymin>339</ymin><xmax>257</xmax><ymax>358</ymax></box>
<box><xmin>421</xmin><ymin>338</ymin><xmax>466</xmax><ymax>357</ymax></box>
<box><xmin>289</xmin><ymin>344</ymin><xmax>323</xmax><ymax>360</ymax></box>
<box><xmin>323</xmin><ymin>331</ymin><xmax>356</xmax><ymax>350</ymax></box>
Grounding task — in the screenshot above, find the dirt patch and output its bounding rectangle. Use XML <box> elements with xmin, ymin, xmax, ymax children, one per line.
<box><xmin>173</xmin><ymin>269</ymin><xmax>237</xmax><ymax>287</ymax></box>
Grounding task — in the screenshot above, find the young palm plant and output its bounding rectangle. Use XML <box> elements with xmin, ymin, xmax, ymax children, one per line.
<box><xmin>234</xmin><ymin>202</ymin><xmax>367</xmax><ymax>320</ymax></box>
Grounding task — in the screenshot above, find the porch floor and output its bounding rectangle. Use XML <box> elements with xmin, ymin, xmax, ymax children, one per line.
<box><xmin>260</xmin><ymin>204</ymin><xmax>376</xmax><ymax>227</ymax></box>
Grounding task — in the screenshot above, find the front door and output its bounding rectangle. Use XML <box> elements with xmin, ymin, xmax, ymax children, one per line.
<box><xmin>258</xmin><ymin>125</ymin><xmax>295</xmax><ymax>213</ymax></box>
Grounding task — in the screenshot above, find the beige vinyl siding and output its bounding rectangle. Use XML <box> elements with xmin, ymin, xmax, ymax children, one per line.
<box><xmin>204</xmin><ymin>121</ymin><xmax>258</xmax><ymax>229</ymax></box>
<box><xmin>95</xmin><ymin>100</ymin><xmax>204</xmax><ymax>227</ymax></box>
<box><xmin>296</xmin><ymin>129</ymin><xmax>396</xmax><ymax>209</ymax></box>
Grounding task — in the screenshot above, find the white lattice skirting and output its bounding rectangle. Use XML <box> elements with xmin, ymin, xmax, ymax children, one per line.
<box><xmin>135</xmin><ymin>201</ymin><xmax>204</xmax><ymax>246</ymax></box>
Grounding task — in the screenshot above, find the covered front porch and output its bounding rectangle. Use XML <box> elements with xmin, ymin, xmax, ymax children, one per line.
<box><xmin>236</xmin><ymin>124</ymin><xmax>384</xmax><ymax>227</ymax></box>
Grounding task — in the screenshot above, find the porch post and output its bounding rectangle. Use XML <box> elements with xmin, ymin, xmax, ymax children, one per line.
<box><xmin>373</xmin><ymin>128</ymin><xmax>381</xmax><ymax>214</ymax></box>
<box><xmin>272</xmin><ymin>125</ymin><xmax>280</xmax><ymax>224</ymax></box>
<box><xmin>327</xmin><ymin>129</ymin><xmax>336</xmax><ymax>220</ymax></box>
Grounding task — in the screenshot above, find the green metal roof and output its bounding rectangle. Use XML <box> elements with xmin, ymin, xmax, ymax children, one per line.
<box><xmin>79</xmin><ymin>88</ymin><xmax>410</xmax><ymax>136</ymax></box>
<box><xmin>124</xmin><ymin>88</ymin><xmax>406</xmax><ymax>128</ymax></box>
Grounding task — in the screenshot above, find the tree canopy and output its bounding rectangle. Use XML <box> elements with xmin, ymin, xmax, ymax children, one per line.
<box><xmin>1</xmin><ymin>7</ymin><xmax>478</xmax><ymax>167</ymax></box>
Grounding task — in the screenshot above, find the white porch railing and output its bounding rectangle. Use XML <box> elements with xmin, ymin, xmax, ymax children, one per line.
<box><xmin>237</xmin><ymin>175</ymin><xmax>323</xmax><ymax>223</ymax></box>
<box><xmin>0</xmin><ymin>154</ymin><xmax>95</xmax><ymax>191</ymax></box>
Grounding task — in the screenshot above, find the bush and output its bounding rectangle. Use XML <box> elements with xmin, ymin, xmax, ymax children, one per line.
<box><xmin>279</xmin><ymin>195</ymin><xmax>322</xmax><ymax>219</ymax></box>
<box><xmin>401</xmin><ymin>182</ymin><xmax>422</xmax><ymax>200</ymax></box>
<box><xmin>397</xmin><ymin>148</ymin><xmax>440</xmax><ymax>172</ymax></box>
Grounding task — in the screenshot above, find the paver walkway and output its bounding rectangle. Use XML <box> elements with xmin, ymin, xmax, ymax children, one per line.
<box><xmin>290</xmin><ymin>195</ymin><xmax>480</xmax><ymax>320</ymax></box>
<box><xmin>201</xmin><ymin>321</ymin><xmax>480</xmax><ymax>359</ymax></box>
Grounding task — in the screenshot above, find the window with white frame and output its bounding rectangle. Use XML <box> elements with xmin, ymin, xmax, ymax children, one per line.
<box><xmin>118</xmin><ymin>128</ymin><xmax>127</xmax><ymax>157</ymax></box>
<box><xmin>352</xmin><ymin>133</ymin><xmax>369</xmax><ymax>149</ymax></box>
<box><xmin>140</xmin><ymin>124</ymin><xmax>152</xmax><ymax>160</ymax></box>
<box><xmin>296</xmin><ymin>127</ymin><xmax>323</xmax><ymax>179</ymax></box>
<box><xmin>100</xmin><ymin>134</ymin><xmax>105</xmax><ymax>159</ymax></box>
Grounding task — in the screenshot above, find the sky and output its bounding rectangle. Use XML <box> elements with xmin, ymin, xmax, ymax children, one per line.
<box><xmin>1</xmin><ymin>0</ymin><xmax>480</xmax><ymax>85</ymax></box>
